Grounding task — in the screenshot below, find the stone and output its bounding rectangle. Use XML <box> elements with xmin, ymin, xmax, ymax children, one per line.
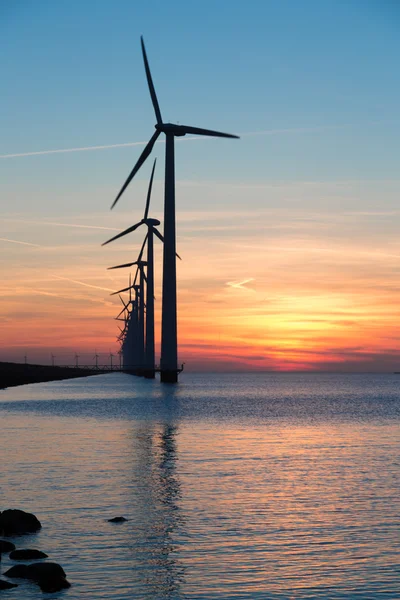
<box><xmin>3</xmin><ymin>565</ymin><xmax>30</xmax><ymax>579</ymax></box>
<box><xmin>107</xmin><ymin>516</ymin><xmax>128</xmax><ymax>522</ymax></box>
<box><xmin>0</xmin><ymin>540</ymin><xmax>16</xmax><ymax>553</ymax></box>
<box><xmin>4</xmin><ymin>562</ymin><xmax>66</xmax><ymax>582</ymax></box>
<box><xmin>0</xmin><ymin>579</ymin><xmax>18</xmax><ymax>590</ymax></box>
<box><xmin>9</xmin><ymin>549</ymin><xmax>48</xmax><ymax>560</ymax></box>
<box><xmin>37</xmin><ymin>576</ymin><xmax>71</xmax><ymax>593</ymax></box>
<box><xmin>25</xmin><ymin>562</ymin><xmax>66</xmax><ymax>581</ymax></box>
<box><xmin>0</xmin><ymin>510</ymin><xmax>41</xmax><ymax>536</ymax></box>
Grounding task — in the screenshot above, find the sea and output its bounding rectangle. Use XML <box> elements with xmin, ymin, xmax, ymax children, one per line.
<box><xmin>0</xmin><ymin>372</ymin><xmax>399</xmax><ymax>599</ymax></box>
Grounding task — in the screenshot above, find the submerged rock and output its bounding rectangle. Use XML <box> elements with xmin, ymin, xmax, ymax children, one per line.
<box><xmin>9</xmin><ymin>549</ymin><xmax>48</xmax><ymax>560</ymax></box>
<box><xmin>26</xmin><ymin>562</ymin><xmax>66</xmax><ymax>581</ymax></box>
<box><xmin>4</xmin><ymin>561</ymin><xmax>66</xmax><ymax>581</ymax></box>
<box><xmin>0</xmin><ymin>540</ymin><xmax>16</xmax><ymax>553</ymax></box>
<box><xmin>107</xmin><ymin>516</ymin><xmax>128</xmax><ymax>523</ymax></box>
<box><xmin>4</xmin><ymin>562</ymin><xmax>67</xmax><ymax>585</ymax></box>
<box><xmin>3</xmin><ymin>564</ymin><xmax>30</xmax><ymax>579</ymax></box>
<box><xmin>0</xmin><ymin>579</ymin><xmax>18</xmax><ymax>590</ymax></box>
<box><xmin>0</xmin><ymin>510</ymin><xmax>41</xmax><ymax>536</ymax></box>
<box><xmin>37</xmin><ymin>575</ymin><xmax>71</xmax><ymax>593</ymax></box>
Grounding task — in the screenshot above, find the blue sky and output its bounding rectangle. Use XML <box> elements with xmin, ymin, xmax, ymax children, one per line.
<box><xmin>1</xmin><ymin>0</ymin><xmax>400</xmax><ymax>368</ymax></box>
<box><xmin>2</xmin><ymin>0</ymin><xmax>400</xmax><ymax>193</ymax></box>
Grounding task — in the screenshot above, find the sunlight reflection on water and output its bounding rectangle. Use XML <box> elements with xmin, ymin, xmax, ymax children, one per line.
<box><xmin>0</xmin><ymin>373</ymin><xmax>399</xmax><ymax>598</ymax></box>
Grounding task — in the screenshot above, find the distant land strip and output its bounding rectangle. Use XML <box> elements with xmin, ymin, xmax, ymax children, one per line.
<box><xmin>0</xmin><ymin>361</ymin><xmax>107</xmax><ymax>390</ymax></box>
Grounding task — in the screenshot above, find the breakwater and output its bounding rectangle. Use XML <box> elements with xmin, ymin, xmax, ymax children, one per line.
<box><xmin>0</xmin><ymin>362</ymin><xmax>106</xmax><ymax>390</ymax></box>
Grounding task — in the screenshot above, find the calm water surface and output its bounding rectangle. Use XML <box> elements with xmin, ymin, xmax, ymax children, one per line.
<box><xmin>0</xmin><ymin>372</ymin><xmax>399</xmax><ymax>599</ymax></box>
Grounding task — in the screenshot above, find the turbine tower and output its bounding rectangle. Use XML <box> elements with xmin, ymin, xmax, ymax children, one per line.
<box><xmin>111</xmin><ymin>37</ymin><xmax>239</xmax><ymax>382</ymax></box>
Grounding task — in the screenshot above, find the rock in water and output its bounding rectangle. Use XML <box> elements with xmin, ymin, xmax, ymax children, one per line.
<box><xmin>37</xmin><ymin>576</ymin><xmax>71</xmax><ymax>592</ymax></box>
<box><xmin>0</xmin><ymin>579</ymin><xmax>18</xmax><ymax>590</ymax></box>
<box><xmin>9</xmin><ymin>549</ymin><xmax>48</xmax><ymax>560</ymax></box>
<box><xmin>25</xmin><ymin>562</ymin><xmax>66</xmax><ymax>581</ymax></box>
<box><xmin>4</xmin><ymin>562</ymin><xmax>67</xmax><ymax>582</ymax></box>
<box><xmin>107</xmin><ymin>516</ymin><xmax>128</xmax><ymax>523</ymax></box>
<box><xmin>0</xmin><ymin>510</ymin><xmax>41</xmax><ymax>535</ymax></box>
<box><xmin>0</xmin><ymin>540</ymin><xmax>16</xmax><ymax>553</ymax></box>
<box><xmin>26</xmin><ymin>563</ymin><xmax>70</xmax><ymax>592</ymax></box>
<box><xmin>3</xmin><ymin>565</ymin><xmax>30</xmax><ymax>578</ymax></box>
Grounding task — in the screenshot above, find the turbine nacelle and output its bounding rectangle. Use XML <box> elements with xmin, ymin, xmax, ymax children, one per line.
<box><xmin>156</xmin><ymin>122</ymin><xmax>239</xmax><ymax>139</ymax></box>
<box><xmin>144</xmin><ymin>217</ymin><xmax>160</xmax><ymax>227</ymax></box>
<box><xmin>156</xmin><ymin>123</ymin><xmax>186</xmax><ymax>137</ymax></box>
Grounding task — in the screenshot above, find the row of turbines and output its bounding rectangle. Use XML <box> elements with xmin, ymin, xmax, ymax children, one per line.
<box><xmin>102</xmin><ymin>37</ymin><xmax>238</xmax><ymax>383</ymax></box>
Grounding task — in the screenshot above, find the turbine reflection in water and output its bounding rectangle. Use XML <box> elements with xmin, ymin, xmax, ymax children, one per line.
<box><xmin>129</xmin><ymin>419</ymin><xmax>185</xmax><ymax>598</ymax></box>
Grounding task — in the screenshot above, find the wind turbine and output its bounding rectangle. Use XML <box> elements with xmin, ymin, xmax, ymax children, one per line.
<box><xmin>111</xmin><ymin>268</ymin><xmax>146</xmax><ymax>375</ymax></box>
<box><xmin>104</xmin><ymin>159</ymin><xmax>177</xmax><ymax>378</ymax></box>
<box><xmin>110</xmin><ymin>37</ymin><xmax>239</xmax><ymax>382</ymax></box>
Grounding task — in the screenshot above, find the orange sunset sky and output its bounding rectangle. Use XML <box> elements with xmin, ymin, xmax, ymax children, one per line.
<box><xmin>2</xmin><ymin>178</ymin><xmax>400</xmax><ymax>371</ymax></box>
<box><xmin>2</xmin><ymin>2</ymin><xmax>400</xmax><ymax>371</ymax></box>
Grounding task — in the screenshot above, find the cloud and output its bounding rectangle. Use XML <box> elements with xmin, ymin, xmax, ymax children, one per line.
<box><xmin>226</xmin><ymin>278</ymin><xmax>256</xmax><ymax>291</ymax></box>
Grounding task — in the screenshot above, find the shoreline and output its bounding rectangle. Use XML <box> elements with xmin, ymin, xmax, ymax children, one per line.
<box><xmin>0</xmin><ymin>361</ymin><xmax>107</xmax><ymax>390</ymax></box>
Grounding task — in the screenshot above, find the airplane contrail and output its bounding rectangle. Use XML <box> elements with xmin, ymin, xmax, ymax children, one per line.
<box><xmin>52</xmin><ymin>275</ymin><xmax>114</xmax><ymax>293</ymax></box>
<box><xmin>0</xmin><ymin>140</ymin><xmax>154</xmax><ymax>159</ymax></box>
<box><xmin>0</xmin><ymin>237</ymin><xmax>42</xmax><ymax>247</ymax></box>
<box><xmin>1</xmin><ymin>218</ymin><xmax>120</xmax><ymax>232</ymax></box>
<box><xmin>1</xmin><ymin>122</ymin><xmax>391</xmax><ymax>159</ymax></box>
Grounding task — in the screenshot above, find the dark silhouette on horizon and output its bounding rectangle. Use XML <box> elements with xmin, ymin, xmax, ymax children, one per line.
<box><xmin>109</xmin><ymin>36</ymin><xmax>239</xmax><ymax>383</ymax></box>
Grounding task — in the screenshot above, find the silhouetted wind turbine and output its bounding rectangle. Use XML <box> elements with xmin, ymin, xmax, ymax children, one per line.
<box><xmin>105</xmin><ymin>159</ymin><xmax>179</xmax><ymax>378</ymax></box>
<box><xmin>110</xmin><ymin>37</ymin><xmax>239</xmax><ymax>382</ymax></box>
<box><xmin>111</xmin><ymin>263</ymin><xmax>147</xmax><ymax>374</ymax></box>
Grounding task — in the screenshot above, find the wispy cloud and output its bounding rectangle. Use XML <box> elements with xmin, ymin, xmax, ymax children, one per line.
<box><xmin>226</xmin><ymin>278</ymin><xmax>256</xmax><ymax>291</ymax></box>
<box><xmin>0</xmin><ymin>237</ymin><xmax>42</xmax><ymax>247</ymax></box>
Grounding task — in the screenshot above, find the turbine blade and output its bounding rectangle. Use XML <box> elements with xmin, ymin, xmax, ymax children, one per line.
<box><xmin>144</xmin><ymin>158</ymin><xmax>157</xmax><ymax>220</ymax></box>
<box><xmin>116</xmin><ymin>307</ymin><xmax>126</xmax><ymax>319</ymax></box>
<box><xmin>141</xmin><ymin>36</ymin><xmax>162</xmax><ymax>125</ymax></box>
<box><xmin>108</xmin><ymin>261</ymin><xmax>138</xmax><ymax>270</ymax></box>
<box><xmin>111</xmin><ymin>284</ymin><xmax>134</xmax><ymax>296</ymax></box>
<box><xmin>111</xmin><ymin>130</ymin><xmax>160</xmax><ymax>209</ymax></box>
<box><xmin>118</xmin><ymin>294</ymin><xmax>129</xmax><ymax>309</ymax></box>
<box><xmin>179</xmin><ymin>125</ymin><xmax>239</xmax><ymax>139</ymax></box>
<box><xmin>102</xmin><ymin>222</ymin><xmax>143</xmax><ymax>246</ymax></box>
<box><xmin>153</xmin><ymin>227</ymin><xmax>182</xmax><ymax>259</ymax></box>
<box><xmin>137</xmin><ymin>233</ymin><xmax>148</xmax><ymax>263</ymax></box>
<box><xmin>133</xmin><ymin>266</ymin><xmax>140</xmax><ymax>287</ymax></box>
